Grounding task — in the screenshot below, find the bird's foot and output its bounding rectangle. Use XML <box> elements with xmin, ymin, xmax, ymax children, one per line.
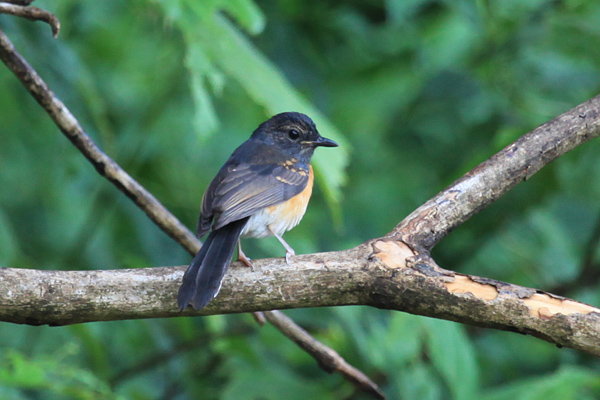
<box><xmin>239</xmin><ymin>254</ymin><xmax>255</xmax><ymax>271</ymax></box>
<box><xmin>238</xmin><ymin>242</ymin><xmax>255</xmax><ymax>271</ymax></box>
<box><xmin>285</xmin><ymin>249</ymin><xmax>295</xmax><ymax>264</ymax></box>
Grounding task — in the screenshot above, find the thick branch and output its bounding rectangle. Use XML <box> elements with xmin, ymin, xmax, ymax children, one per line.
<box><xmin>2</xmin><ymin>1</ymin><xmax>600</xmax><ymax>365</ymax></box>
<box><xmin>390</xmin><ymin>94</ymin><xmax>600</xmax><ymax>250</ymax></box>
<box><xmin>2</xmin><ymin>243</ymin><xmax>600</xmax><ymax>355</ymax></box>
<box><xmin>0</xmin><ymin>26</ymin><xmax>382</xmax><ymax>397</ymax></box>
<box><xmin>1</xmin><ymin>90</ymin><xmax>599</xmax><ymax>355</ymax></box>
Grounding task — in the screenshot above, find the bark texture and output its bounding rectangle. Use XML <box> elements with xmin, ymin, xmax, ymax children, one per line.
<box><xmin>2</xmin><ymin>242</ymin><xmax>600</xmax><ymax>355</ymax></box>
<box><xmin>2</xmin><ymin>8</ymin><xmax>600</xmax><ymax>360</ymax></box>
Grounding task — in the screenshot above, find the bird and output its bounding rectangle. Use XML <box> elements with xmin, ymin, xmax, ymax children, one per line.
<box><xmin>177</xmin><ymin>112</ymin><xmax>338</xmax><ymax>311</ymax></box>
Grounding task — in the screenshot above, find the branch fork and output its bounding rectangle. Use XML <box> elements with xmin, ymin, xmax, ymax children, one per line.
<box><xmin>3</xmin><ymin>5</ymin><xmax>600</xmax><ymax>398</ymax></box>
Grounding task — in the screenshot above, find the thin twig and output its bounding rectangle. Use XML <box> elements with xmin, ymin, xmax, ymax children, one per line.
<box><xmin>2</xmin><ymin>0</ymin><xmax>35</xmax><ymax>6</ymax></box>
<box><xmin>1</xmin><ymin>25</ymin><xmax>600</xmax><ymax>355</ymax></box>
<box><xmin>0</xmin><ymin>28</ymin><xmax>200</xmax><ymax>256</ymax></box>
<box><xmin>263</xmin><ymin>311</ymin><xmax>385</xmax><ymax>400</ymax></box>
<box><xmin>0</xmin><ymin>89</ymin><xmax>598</xmax><ymax>356</ymax></box>
<box><xmin>0</xmin><ymin>3</ymin><xmax>60</xmax><ymax>37</ymax></box>
<box><xmin>0</xmin><ymin>27</ymin><xmax>383</xmax><ymax>397</ymax></box>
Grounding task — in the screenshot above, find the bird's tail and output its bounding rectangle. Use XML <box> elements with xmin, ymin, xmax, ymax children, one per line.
<box><xmin>177</xmin><ymin>218</ymin><xmax>249</xmax><ymax>311</ymax></box>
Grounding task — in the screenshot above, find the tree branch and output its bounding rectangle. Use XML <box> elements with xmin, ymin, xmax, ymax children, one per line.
<box><xmin>390</xmin><ymin>95</ymin><xmax>600</xmax><ymax>250</ymax></box>
<box><xmin>0</xmin><ymin>23</ymin><xmax>383</xmax><ymax>397</ymax></box>
<box><xmin>0</xmin><ymin>28</ymin><xmax>200</xmax><ymax>255</ymax></box>
<box><xmin>2</xmin><ymin>243</ymin><xmax>600</xmax><ymax>355</ymax></box>
<box><xmin>2</xmin><ymin>0</ymin><xmax>600</xmax><ymax>385</ymax></box>
<box><xmin>1</xmin><ymin>0</ymin><xmax>36</xmax><ymax>6</ymax></box>
<box><xmin>0</xmin><ymin>2</ymin><xmax>60</xmax><ymax>37</ymax></box>
<box><xmin>263</xmin><ymin>310</ymin><xmax>385</xmax><ymax>400</ymax></box>
<box><xmin>1</xmin><ymin>89</ymin><xmax>598</xmax><ymax>355</ymax></box>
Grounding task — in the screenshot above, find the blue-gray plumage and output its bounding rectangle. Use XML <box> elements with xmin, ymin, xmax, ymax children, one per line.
<box><xmin>178</xmin><ymin>112</ymin><xmax>338</xmax><ymax>311</ymax></box>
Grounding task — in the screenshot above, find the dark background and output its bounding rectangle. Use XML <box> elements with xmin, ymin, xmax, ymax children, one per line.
<box><xmin>1</xmin><ymin>1</ymin><xmax>600</xmax><ymax>398</ymax></box>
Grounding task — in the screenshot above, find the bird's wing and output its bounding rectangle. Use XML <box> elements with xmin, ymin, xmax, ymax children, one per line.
<box><xmin>197</xmin><ymin>160</ymin><xmax>309</xmax><ymax>235</ymax></box>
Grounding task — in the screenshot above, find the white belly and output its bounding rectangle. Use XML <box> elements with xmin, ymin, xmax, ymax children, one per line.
<box><xmin>241</xmin><ymin>200</ymin><xmax>308</xmax><ymax>238</ymax></box>
<box><xmin>241</xmin><ymin>164</ymin><xmax>314</xmax><ymax>239</ymax></box>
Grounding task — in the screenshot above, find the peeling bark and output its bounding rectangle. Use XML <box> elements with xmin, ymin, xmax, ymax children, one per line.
<box><xmin>2</xmin><ymin>8</ymin><xmax>600</xmax><ymax>361</ymax></box>
<box><xmin>1</xmin><ymin>241</ymin><xmax>600</xmax><ymax>356</ymax></box>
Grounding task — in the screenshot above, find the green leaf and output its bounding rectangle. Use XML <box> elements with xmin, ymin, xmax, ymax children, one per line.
<box><xmin>185</xmin><ymin>45</ymin><xmax>222</xmax><ymax>139</ymax></box>
<box><xmin>0</xmin><ymin>347</ymin><xmax>124</xmax><ymax>399</ymax></box>
<box><xmin>334</xmin><ymin>308</ymin><xmax>422</xmax><ymax>370</ymax></box>
<box><xmin>155</xmin><ymin>0</ymin><xmax>349</xmax><ymax>212</ymax></box>
<box><xmin>191</xmin><ymin>11</ymin><xmax>349</xmax><ymax>210</ymax></box>
<box><xmin>0</xmin><ymin>209</ymin><xmax>19</xmax><ymax>266</ymax></box>
<box><xmin>222</xmin><ymin>356</ymin><xmax>330</xmax><ymax>400</ymax></box>
<box><xmin>395</xmin><ymin>363</ymin><xmax>443</xmax><ymax>400</ymax></box>
<box><xmin>482</xmin><ymin>366</ymin><xmax>600</xmax><ymax>400</ymax></box>
<box><xmin>423</xmin><ymin>319</ymin><xmax>479</xmax><ymax>400</ymax></box>
<box><xmin>0</xmin><ymin>351</ymin><xmax>46</xmax><ymax>388</ymax></box>
<box><xmin>223</xmin><ymin>0</ymin><xmax>266</xmax><ymax>35</ymax></box>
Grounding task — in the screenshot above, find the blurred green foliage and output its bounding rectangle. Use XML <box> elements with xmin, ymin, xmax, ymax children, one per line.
<box><xmin>1</xmin><ymin>0</ymin><xmax>600</xmax><ymax>398</ymax></box>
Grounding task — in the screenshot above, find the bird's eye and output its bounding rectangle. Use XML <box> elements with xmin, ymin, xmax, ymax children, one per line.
<box><xmin>288</xmin><ymin>129</ymin><xmax>300</xmax><ymax>140</ymax></box>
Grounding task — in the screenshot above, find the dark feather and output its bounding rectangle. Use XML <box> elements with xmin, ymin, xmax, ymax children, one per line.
<box><xmin>177</xmin><ymin>217</ymin><xmax>249</xmax><ymax>311</ymax></box>
<box><xmin>197</xmin><ymin>140</ymin><xmax>309</xmax><ymax>236</ymax></box>
<box><xmin>181</xmin><ymin>112</ymin><xmax>337</xmax><ymax>310</ymax></box>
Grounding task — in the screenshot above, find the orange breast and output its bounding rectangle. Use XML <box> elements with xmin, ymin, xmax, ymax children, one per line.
<box><xmin>267</xmin><ymin>165</ymin><xmax>313</xmax><ymax>215</ymax></box>
<box><xmin>242</xmin><ymin>165</ymin><xmax>314</xmax><ymax>238</ymax></box>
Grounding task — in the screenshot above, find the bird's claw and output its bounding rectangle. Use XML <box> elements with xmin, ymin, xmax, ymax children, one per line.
<box><xmin>285</xmin><ymin>250</ymin><xmax>295</xmax><ymax>264</ymax></box>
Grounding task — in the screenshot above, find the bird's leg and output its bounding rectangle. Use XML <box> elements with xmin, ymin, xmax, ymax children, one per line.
<box><xmin>268</xmin><ymin>227</ymin><xmax>295</xmax><ymax>264</ymax></box>
<box><xmin>237</xmin><ymin>240</ymin><xmax>254</xmax><ymax>271</ymax></box>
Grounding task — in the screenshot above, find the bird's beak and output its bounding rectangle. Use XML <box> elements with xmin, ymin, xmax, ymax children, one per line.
<box><xmin>303</xmin><ymin>136</ymin><xmax>338</xmax><ymax>147</ymax></box>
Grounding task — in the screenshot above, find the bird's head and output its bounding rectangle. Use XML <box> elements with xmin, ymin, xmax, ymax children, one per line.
<box><xmin>251</xmin><ymin>112</ymin><xmax>338</xmax><ymax>161</ymax></box>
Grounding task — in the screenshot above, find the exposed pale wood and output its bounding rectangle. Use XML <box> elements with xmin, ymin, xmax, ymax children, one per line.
<box><xmin>2</xmin><ymin>6</ymin><xmax>600</xmax><ymax>361</ymax></box>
